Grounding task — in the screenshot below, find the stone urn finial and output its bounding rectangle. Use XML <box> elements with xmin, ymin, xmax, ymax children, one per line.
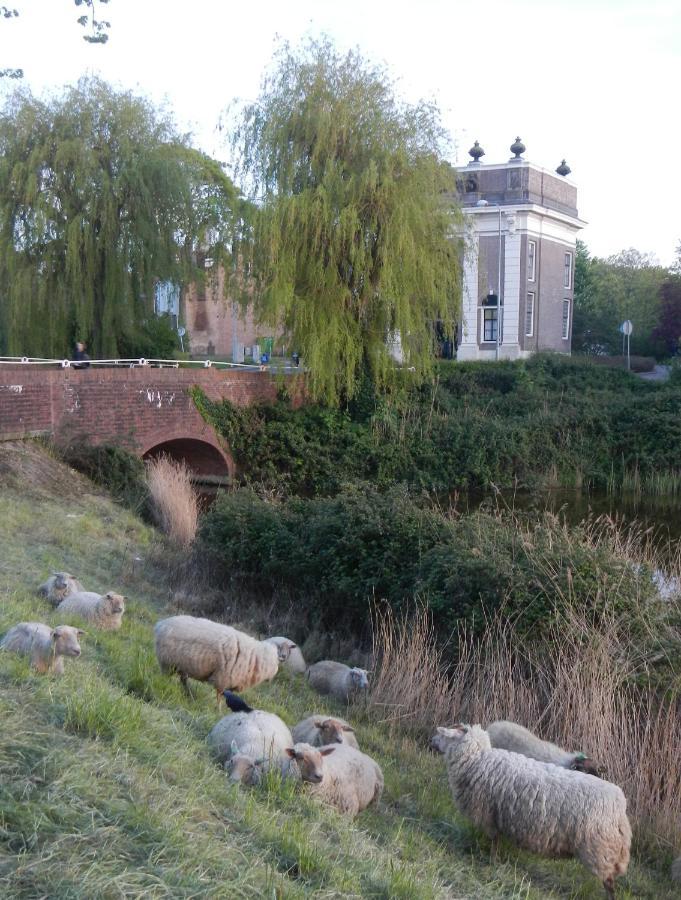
<box><xmin>556</xmin><ymin>159</ymin><xmax>571</xmax><ymax>176</ymax></box>
<box><xmin>510</xmin><ymin>136</ymin><xmax>526</xmax><ymax>159</ymax></box>
<box><xmin>469</xmin><ymin>140</ymin><xmax>485</xmax><ymax>162</ymax></box>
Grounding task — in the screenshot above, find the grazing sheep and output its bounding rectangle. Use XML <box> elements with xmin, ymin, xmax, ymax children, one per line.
<box><xmin>0</xmin><ymin>622</ymin><xmax>84</xmax><ymax>674</ymax></box>
<box><xmin>207</xmin><ymin>705</ymin><xmax>294</xmax><ymax>785</ymax></box>
<box><xmin>264</xmin><ymin>636</ymin><xmax>307</xmax><ymax>674</ymax></box>
<box><xmin>285</xmin><ymin>742</ymin><xmax>383</xmax><ymax>817</ymax></box>
<box><xmin>306</xmin><ymin>661</ymin><xmax>369</xmax><ymax>703</ymax></box>
<box><xmin>292</xmin><ymin>714</ymin><xmax>360</xmax><ymax>749</ymax></box>
<box><xmin>672</xmin><ymin>855</ymin><xmax>681</xmax><ymax>883</ymax></box>
<box><xmin>154</xmin><ymin>615</ymin><xmax>282</xmax><ymax>704</ymax></box>
<box><xmin>467</xmin><ymin>720</ymin><xmax>602</xmax><ymax>778</ymax></box>
<box><xmin>37</xmin><ymin>572</ymin><xmax>84</xmax><ymax>607</ymax></box>
<box><xmin>434</xmin><ymin>724</ymin><xmax>631</xmax><ymax>899</ymax></box>
<box><xmin>57</xmin><ymin>591</ymin><xmax>125</xmax><ymax>631</ymax></box>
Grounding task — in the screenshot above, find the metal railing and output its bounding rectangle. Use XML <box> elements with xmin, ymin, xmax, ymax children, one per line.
<box><xmin>0</xmin><ymin>356</ymin><xmax>281</xmax><ymax>371</ymax></box>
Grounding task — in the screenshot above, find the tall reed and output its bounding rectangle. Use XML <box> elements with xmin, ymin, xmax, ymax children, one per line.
<box><xmin>146</xmin><ymin>455</ymin><xmax>199</xmax><ymax>548</ymax></box>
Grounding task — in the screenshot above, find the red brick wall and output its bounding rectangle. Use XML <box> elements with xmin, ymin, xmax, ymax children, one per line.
<box><xmin>0</xmin><ymin>367</ymin><xmax>287</xmax><ymax>465</ymax></box>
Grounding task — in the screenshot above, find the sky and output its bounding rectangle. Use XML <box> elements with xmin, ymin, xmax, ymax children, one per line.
<box><xmin>2</xmin><ymin>0</ymin><xmax>681</xmax><ymax>265</ymax></box>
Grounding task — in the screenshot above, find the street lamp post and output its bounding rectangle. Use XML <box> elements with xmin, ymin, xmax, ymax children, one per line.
<box><xmin>476</xmin><ymin>199</ymin><xmax>503</xmax><ymax>360</ymax></box>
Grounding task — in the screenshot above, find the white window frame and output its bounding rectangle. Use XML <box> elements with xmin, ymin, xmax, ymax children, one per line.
<box><xmin>528</xmin><ymin>241</ymin><xmax>536</xmax><ymax>283</ymax></box>
<box><xmin>525</xmin><ymin>292</ymin><xmax>535</xmax><ymax>337</ymax></box>
<box><xmin>564</xmin><ymin>252</ymin><xmax>573</xmax><ymax>289</ymax></box>
<box><xmin>562</xmin><ymin>298</ymin><xmax>571</xmax><ymax>339</ymax></box>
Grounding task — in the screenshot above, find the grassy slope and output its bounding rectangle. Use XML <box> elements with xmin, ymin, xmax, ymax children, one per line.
<box><xmin>0</xmin><ymin>442</ymin><xmax>675</xmax><ymax>899</ymax></box>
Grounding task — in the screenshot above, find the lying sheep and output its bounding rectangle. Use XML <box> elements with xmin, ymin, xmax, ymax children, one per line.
<box><xmin>434</xmin><ymin>724</ymin><xmax>631</xmax><ymax>899</ymax></box>
<box><xmin>264</xmin><ymin>636</ymin><xmax>307</xmax><ymax>674</ymax></box>
<box><xmin>306</xmin><ymin>661</ymin><xmax>369</xmax><ymax>703</ymax></box>
<box><xmin>37</xmin><ymin>572</ymin><xmax>84</xmax><ymax>607</ymax></box>
<box><xmin>285</xmin><ymin>742</ymin><xmax>383</xmax><ymax>817</ymax></box>
<box><xmin>57</xmin><ymin>591</ymin><xmax>126</xmax><ymax>631</ymax></box>
<box><xmin>474</xmin><ymin>720</ymin><xmax>601</xmax><ymax>777</ymax></box>
<box><xmin>208</xmin><ymin>705</ymin><xmax>294</xmax><ymax>785</ymax></box>
<box><xmin>292</xmin><ymin>714</ymin><xmax>359</xmax><ymax>749</ymax></box>
<box><xmin>0</xmin><ymin>622</ymin><xmax>84</xmax><ymax>674</ymax></box>
<box><xmin>154</xmin><ymin>615</ymin><xmax>283</xmax><ymax>704</ymax></box>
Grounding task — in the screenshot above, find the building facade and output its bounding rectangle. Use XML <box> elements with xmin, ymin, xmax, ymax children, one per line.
<box><xmin>455</xmin><ymin>139</ymin><xmax>585</xmax><ymax>361</ymax></box>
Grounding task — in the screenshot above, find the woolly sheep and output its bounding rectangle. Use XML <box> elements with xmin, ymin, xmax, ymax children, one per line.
<box><xmin>208</xmin><ymin>708</ymin><xmax>294</xmax><ymax>785</ymax></box>
<box><xmin>434</xmin><ymin>724</ymin><xmax>631</xmax><ymax>899</ymax></box>
<box><xmin>264</xmin><ymin>636</ymin><xmax>307</xmax><ymax>674</ymax></box>
<box><xmin>292</xmin><ymin>714</ymin><xmax>360</xmax><ymax>749</ymax></box>
<box><xmin>461</xmin><ymin>720</ymin><xmax>602</xmax><ymax>777</ymax></box>
<box><xmin>0</xmin><ymin>622</ymin><xmax>84</xmax><ymax>674</ymax></box>
<box><xmin>154</xmin><ymin>615</ymin><xmax>283</xmax><ymax>704</ymax></box>
<box><xmin>57</xmin><ymin>591</ymin><xmax>126</xmax><ymax>631</ymax></box>
<box><xmin>285</xmin><ymin>742</ymin><xmax>383</xmax><ymax>817</ymax></box>
<box><xmin>672</xmin><ymin>855</ymin><xmax>681</xmax><ymax>883</ymax></box>
<box><xmin>37</xmin><ymin>572</ymin><xmax>84</xmax><ymax>607</ymax></box>
<box><xmin>306</xmin><ymin>660</ymin><xmax>369</xmax><ymax>703</ymax></box>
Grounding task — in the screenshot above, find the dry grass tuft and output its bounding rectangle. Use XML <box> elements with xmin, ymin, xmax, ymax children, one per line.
<box><xmin>146</xmin><ymin>455</ymin><xmax>199</xmax><ymax>548</ymax></box>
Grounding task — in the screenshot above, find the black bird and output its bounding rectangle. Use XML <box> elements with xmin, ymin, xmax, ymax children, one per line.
<box><xmin>223</xmin><ymin>690</ymin><xmax>254</xmax><ymax>713</ymax></box>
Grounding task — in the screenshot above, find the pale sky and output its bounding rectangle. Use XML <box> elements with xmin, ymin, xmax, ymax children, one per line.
<box><xmin>2</xmin><ymin>0</ymin><xmax>681</xmax><ymax>264</ymax></box>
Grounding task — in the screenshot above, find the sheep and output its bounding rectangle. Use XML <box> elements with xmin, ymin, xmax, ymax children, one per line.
<box><xmin>56</xmin><ymin>591</ymin><xmax>126</xmax><ymax>631</ymax></box>
<box><xmin>37</xmin><ymin>572</ymin><xmax>84</xmax><ymax>607</ymax></box>
<box><xmin>434</xmin><ymin>724</ymin><xmax>631</xmax><ymax>899</ymax></box>
<box><xmin>672</xmin><ymin>855</ymin><xmax>681</xmax><ymax>883</ymax></box>
<box><xmin>154</xmin><ymin>615</ymin><xmax>283</xmax><ymax>704</ymax></box>
<box><xmin>208</xmin><ymin>704</ymin><xmax>294</xmax><ymax>785</ymax></box>
<box><xmin>463</xmin><ymin>720</ymin><xmax>602</xmax><ymax>778</ymax></box>
<box><xmin>285</xmin><ymin>742</ymin><xmax>383</xmax><ymax>817</ymax></box>
<box><xmin>306</xmin><ymin>660</ymin><xmax>369</xmax><ymax>703</ymax></box>
<box><xmin>292</xmin><ymin>714</ymin><xmax>360</xmax><ymax>749</ymax></box>
<box><xmin>264</xmin><ymin>636</ymin><xmax>307</xmax><ymax>674</ymax></box>
<box><xmin>0</xmin><ymin>622</ymin><xmax>84</xmax><ymax>674</ymax></box>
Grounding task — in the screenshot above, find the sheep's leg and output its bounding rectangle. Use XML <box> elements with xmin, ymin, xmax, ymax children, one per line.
<box><xmin>215</xmin><ymin>687</ymin><xmax>222</xmax><ymax>710</ymax></box>
<box><xmin>602</xmin><ymin>877</ymin><xmax>615</xmax><ymax>900</ymax></box>
<box><xmin>178</xmin><ymin>671</ymin><xmax>194</xmax><ymax>698</ymax></box>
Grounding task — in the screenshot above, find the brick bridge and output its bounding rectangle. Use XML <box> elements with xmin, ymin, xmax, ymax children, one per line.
<box><xmin>0</xmin><ymin>364</ymin><xmax>290</xmax><ymax>483</ymax></box>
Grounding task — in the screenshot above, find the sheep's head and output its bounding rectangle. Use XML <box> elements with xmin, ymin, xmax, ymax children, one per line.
<box><xmin>350</xmin><ymin>668</ymin><xmax>369</xmax><ymax>691</ymax></box>
<box><xmin>53</xmin><ymin>573</ymin><xmax>70</xmax><ymax>591</ymax></box>
<box><xmin>433</xmin><ymin>724</ymin><xmax>491</xmax><ymax>755</ymax></box>
<box><xmin>275</xmin><ymin>639</ymin><xmax>297</xmax><ymax>663</ymax></box>
<box><xmin>52</xmin><ymin>625</ymin><xmax>85</xmax><ymax>657</ymax></box>
<box><xmin>429</xmin><ymin>731</ymin><xmax>448</xmax><ymax>754</ymax></box>
<box><xmin>226</xmin><ymin>753</ymin><xmax>263</xmax><ymax>786</ymax></box>
<box><xmin>285</xmin><ymin>742</ymin><xmax>334</xmax><ymax>784</ymax></box>
<box><xmin>104</xmin><ymin>592</ymin><xmax>126</xmax><ymax>615</ymax></box>
<box><xmin>315</xmin><ymin>717</ymin><xmax>355</xmax><ymax>745</ymax></box>
<box><xmin>570</xmin><ymin>754</ymin><xmax>603</xmax><ymax>778</ymax></box>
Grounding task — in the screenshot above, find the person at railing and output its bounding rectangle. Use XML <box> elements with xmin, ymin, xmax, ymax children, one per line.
<box><xmin>72</xmin><ymin>341</ymin><xmax>91</xmax><ymax>370</ymax></box>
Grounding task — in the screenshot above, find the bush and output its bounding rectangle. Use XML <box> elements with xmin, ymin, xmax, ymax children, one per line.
<box><xmin>59</xmin><ymin>443</ymin><xmax>149</xmax><ymax>513</ymax></box>
<box><xmin>118</xmin><ymin>314</ymin><xmax>180</xmax><ymax>360</ymax></box>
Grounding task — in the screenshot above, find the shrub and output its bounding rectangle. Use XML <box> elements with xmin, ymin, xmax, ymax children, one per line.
<box><xmin>146</xmin><ymin>456</ymin><xmax>199</xmax><ymax>548</ymax></box>
<box><xmin>59</xmin><ymin>443</ymin><xmax>149</xmax><ymax>513</ymax></box>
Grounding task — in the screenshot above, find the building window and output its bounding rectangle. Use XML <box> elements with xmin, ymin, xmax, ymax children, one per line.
<box><xmin>564</xmin><ymin>252</ymin><xmax>573</xmax><ymax>289</ymax></box>
<box><xmin>528</xmin><ymin>241</ymin><xmax>536</xmax><ymax>282</ymax></box>
<box><xmin>525</xmin><ymin>292</ymin><xmax>535</xmax><ymax>337</ymax></box>
<box><xmin>483</xmin><ymin>308</ymin><xmax>497</xmax><ymax>343</ymax></box>
<box><xmin>562</xmin><ymin>298</ymin><xmax>570</xmax><ymax>339</ymax></box>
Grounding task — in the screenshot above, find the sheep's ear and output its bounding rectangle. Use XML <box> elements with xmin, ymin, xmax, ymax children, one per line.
<box><xmin>320</xmin><ymin>747</ymin><xmax>335</xmax><ymax>756</ymax></box>
<box><xmin>285</xmin><ymin>748</ymin><xmax>297</xmax><ymax>759</ymax></box>
<box><xmin>314</xmin><ymin>721</ymin><xmax>323</xmax><ymax>729</ymax></box>
<box><xmin>50</xmin><ymin>630</ymin><xmax>58</xmax><ymax>642</ymax></box>
<box><xmin>342</xmin><ymin>726</ymin><xmax>355</xmax><ymax>733</ymax></box>
<box><xmin>230</xmin><ymin>740</ymin><xmax>239</xmax><ymax>756</ymax></box>
<box><xmin>76</xmin><ymin>629</ymin><xmax>86</xmax><ymax>637</ymax></box>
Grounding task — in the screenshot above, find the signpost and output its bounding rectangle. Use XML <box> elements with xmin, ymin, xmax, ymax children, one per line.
<box><xmin>177</xmin><ymin>325</ymin><xmax>186</xmax><ymax>353</ymax></box>
<box><xmin>619</xmin><ymin>320</ymin><xmax>633</xmax><ymax>370</ymax></box>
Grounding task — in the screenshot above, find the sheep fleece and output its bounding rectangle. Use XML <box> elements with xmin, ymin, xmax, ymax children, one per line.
<box><xmin>306</xmin><ymin>661</ymin><xmax>361</xmax><ymax>702</ymax></box>
<box><xmin>154</xmin><ymin>616</ymin><xmax>278</xmax><ymax>691</ymax></box>
<box><xmin>443</xmin><ymin>726</ymin><xmax>630</xmax><ymax>883</ymax></box>
<box><xmin>292</xmin><ymin>715</ymin><xmax>360</xmax><ymax>749</ymax></box>
<box><xmin>57</xmin><ymin>592</ymin><xmax>124</xmax><ymax>630</ymax></box>
<box><xmin>308</xmin><ymin>744</ymin><xmax>383</xmax><ymax>816</ymax></box>
<box><xmin>487</xmin><ymin>720</ymin><xmax>578</xmax><ymax>767</ymax></box>
<box><xmin>208</xmin><ymin>710</ymin><xmax>293</xmax><ymax>767</ymax></box>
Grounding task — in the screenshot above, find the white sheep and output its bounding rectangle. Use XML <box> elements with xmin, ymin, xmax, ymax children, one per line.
<box><xmin>306</xmin><ymin>660</ymin><xmax>369</xmax><ymax>703</ymax></box>
<box><xmin>480</xmin><ymin>720</ymin><xmax>602</xmax><ymax>777</ymax></box>
<box><xmin>434</xmin><ymin>724</ymin><xmax>631</xmax><ymax>900</ymax></box>
<box><xmin>285</xmin><ymin>742</ymin><xmax>384</xmax><ymax>817</ymax></box>
<box><xmin>264</xmin><ymin>636</ymin><xmax>307</xmax><ymax>674</ymax></box>
<box><xmin>154</xmin><ymin>615</ymin><xmax>283</xmax><ymax>704</ymax></box>
<box><xmin>56</xmin><ymin>591</ymin><xmax>126</xmax><ymax>631</ymax></box>
<box><xmin>37</xmin><ymin>572</ymin><xmax>84</xmax><ymax>607</ymax></box>
<box><xmin>292</xmin><ymin>714</ymin><xmax>359</xmax><ymax>749</ymax></box>
<box><xmin>0</xmin><ymin>622</ymin><xmax>85</xmax><ymax>674</ymax></box>
<box><xmin>208</xmin><ymin>708</ymin><xmax>294</xmax><ymax>785</ymax></box>
<box><xmin>672</xmin><ymin>855</ymin><xmax>681</xmax><ymax>883</ymax></box>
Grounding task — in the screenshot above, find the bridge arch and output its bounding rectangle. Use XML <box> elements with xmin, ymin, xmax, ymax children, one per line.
<box><xmin>140</xmin><ymin>428</ymin><xmax>233</xmax><ymax>490</ymax></box>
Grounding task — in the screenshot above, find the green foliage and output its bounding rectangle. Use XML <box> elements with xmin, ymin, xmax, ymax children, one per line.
<box><xmin>58</xmin><ymin>442</ymin><xmax>149</xmax><ymax>513</ymax></box>
<box><xmin>195</xmin><ymin>355</ymin><xmax>681</xmax><ymax>495</ymax></box>
<box><xmin>0</xmin><ymin>76</ymin><xmax>237</xmax><ymax>357</ymax></box>
<box><xmin>199</xmin><ymin>483</ymin><xmax>655</xmax><ymax>636</ymax></box>
<box><xmin>117</xmin><ymin>312</ymin><xmax>180</xmax><ymax>359</ymax></box>
<box><xmin>231</xmin><ymin>37</ymin><xmax>462</xmax><ymax>405</ymax></box>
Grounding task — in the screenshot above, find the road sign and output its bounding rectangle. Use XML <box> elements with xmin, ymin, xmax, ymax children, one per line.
<box><xmin>619</xmin><ymin>320</ymin><xmax>633</xmax><ymax>336</ymax></box>
<box><xmin>177</xmin><ymin>326</ymin><xmax>186</xmax><ymax>337</ymax></box>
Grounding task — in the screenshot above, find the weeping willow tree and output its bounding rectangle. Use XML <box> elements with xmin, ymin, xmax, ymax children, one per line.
<box><xmin>231</xmin><ymin>38</ymin><xmax>462</xmax><ymax>405</ymax></box>
<box><xmin>0</xmin><ymin>76</ymin><xmax>236</xmax><ymax>357</ymax></box>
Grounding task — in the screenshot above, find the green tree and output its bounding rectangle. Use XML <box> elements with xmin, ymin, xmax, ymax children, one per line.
<box><xmin>0</xmin><ymin>77</ymin><xmax>237</xmax><ymax>357</ymax></box>
<box><xmin>231</xmin><ymin>38</ymin><xmax>462</xmax><ymax>405</ymax></box>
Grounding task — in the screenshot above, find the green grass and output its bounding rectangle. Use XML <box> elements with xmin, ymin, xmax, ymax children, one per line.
<box><xmin>0</xmin><ymin>441</ymin><xmax>677</xmax><ymax>898</ymax></box>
